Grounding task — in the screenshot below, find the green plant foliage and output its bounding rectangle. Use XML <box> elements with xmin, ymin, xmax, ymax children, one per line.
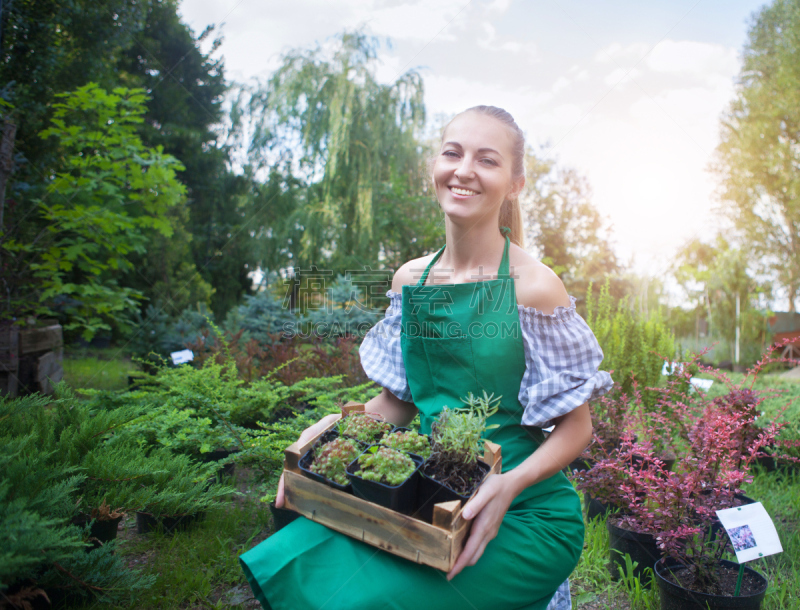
<box><xmin>310</xmin><ymin>437</ymin><xmax>363</xmax><ymax>486</ymax></box>
<box><xmin>0</xmin><ymin>392</ymin><xmax>158</xmax><ymax>603</ymax></box>
<box><xmin>31</xmin><ymin>83</ymin><xmax>186</xmax><ymax>340</ymax></box>
<box><xmin>340</xmin><ymin>411</ymin><xmax>392</xmax><ymax>443</ymax></box>
<box><xmin>431</xmin><ymin>391</ymin><xmax>501</xmax><ymax>467</ymax></box>
<box><xmin>300</xmin><ymin>274</ymin><xmax>381</xmax><ymax>342</ymax></box>
<box><xmin>128</xmin><ymin>302</ymin><xmax>216</xmax><ymax>360</ymax></box>
<box><xmin>356</xmin><ymin>446</ymin><xmax>416</xmax><ymax>486</ymax></box>
<box><xmin>223</xmin><ymin>288</ymin><xmax>299</xmax><ymax>345</ymax></box>
<box><xmin>231</xmin><ymin>30</ymin><xmax>441</xmax><ymax>279</ymax></box>
<box><xmin>586</xmin><ymin>278</ymin><xmax>676</xmax><ymax>407</ymax></box>
<box><xmin>381</xmin><ymin>430</ymin><xmax>431</xmax><ymax>459</ymax></box>
<box><xmin>713</xmin><ymin>0</ymin><xmax>800</xmax><ymax>312</ymax></box>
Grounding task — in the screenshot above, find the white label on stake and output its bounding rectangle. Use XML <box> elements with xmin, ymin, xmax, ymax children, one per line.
<box><xmin>170</xmin><ymin>349</ymin><xmax>194</xmax><ymax>365</ymax></box>
<box><xmin>689</xmin><ymin>378</ymin><xmax>714</xmax><ymax>392</ymax></box>
<box><xmin>715</xmin><ymin>502</ymin><xmax>782</xmax><ymax>563</ymax></box>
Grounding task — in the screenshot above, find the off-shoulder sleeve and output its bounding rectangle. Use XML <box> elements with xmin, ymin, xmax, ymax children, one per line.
<box><xmin>358</xmin><ymin>290</ymin><xmax>413</xmax><ymax>402</ymax></box>
<box><xmin>518</xmin><ymin>296</ymin><xmax>613</xmax><ymax>428</ymax></box>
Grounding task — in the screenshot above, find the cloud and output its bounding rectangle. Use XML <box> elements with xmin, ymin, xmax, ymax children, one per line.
<box><xmin>346</xmin><ymin>0</ymin><xmax>466</xmax><ymax>43</ymax></box>
<box><xmin>477</xmin><ymin>23</ymin><xmax>541</xmax><ymax>61</ymax></box>
<box><xmin>645</xmin><ymin>40</ymin><xmax>739</xmax><ymax>78</ymax></box>
<box><xmin>603</xmin><ymin>67</ymin><xmax>642</xmax><ymax>88</ymax></box>
<box><xmin>593</xmin><ymin>42</ymin><xmax>650</xmax><ymax>65</ymax></box>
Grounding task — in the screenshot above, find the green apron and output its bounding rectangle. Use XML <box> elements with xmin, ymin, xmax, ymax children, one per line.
<box><xmin>240</xmin><ymin>230</ymin><xmax>584</xmax><ymax>610</ymax></box>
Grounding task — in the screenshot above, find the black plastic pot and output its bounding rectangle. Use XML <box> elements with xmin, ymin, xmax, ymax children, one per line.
<box><xmin>582</xmin><ymin>492</ymin><xmax>626</xmax><ymax>522</ymax></box>
<box><xmin>654</xmin><ymin>557</ymin><xmax>768</xmax><ymax>609</ymax></box>
<box><xmin>199</xmin><ymin>448</ymin><xmax>240</xmax><ymax>477</ymax></box>
<box><xmin>72</xmin><ymin>513</ymin><xmax>123</xmax><ymax>548</ymax></box>
<box><xmin>607</xmin><ymin>517</ymin><xmax>663</xmax><ymax>581</ymax></box>
<box><xmin>298</xmin><ymin>430</ymin><xmax>365</xmax><ymax>492</ymax></box>
<box><xmin>347</xmin><ymin>447</ymin><xmax>423</xmax><ymax>515</ymax></box>
<box><xmin>135</xmin><ymin>510</ymin><xmax>204</xmax><ymax>534</ymax></box>
<box><xmin>268</xmin><ymin>502</ymin><xmax>300</xmax><ymax>532</ymax></box>
<box><xmin>565</xmin><ymin>455</ymin><xmax>595</xmax><ymax>474</ymax></box>
<box><xmin>415</xmin><ymin>459</ymin><xmax>491</xmax><ymax>523</ymax></box>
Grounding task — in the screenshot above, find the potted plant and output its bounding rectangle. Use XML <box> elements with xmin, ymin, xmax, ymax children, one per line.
<box><xmin>340</xmin><ymin>410</ymin><xmax>393</xmax><ymax>443</ymax></box>
<box><xmin>71</xmin><ymin>499</ymin><xmax>125</xmax><ymax>548</ymax></box>
<box><xmin>415</xmin><ymin>391</ymin><xmax>499</xmax><ymax>523</ymax></box>
<box><xmin>346</xmin><ymin>445</ymin><xmax>423</xmax><ymax>514</ymax></box>
<box><xmin>380</xmin><ymin>428</ymin><xmax>431</xmax><ymax>459</ymax></box>
<box><xmin>585</xmin><ymin>346</ymin><xmax>793</xmax><ymax>606</ymax></box>
<box><xmin>134</xmin><ymin>450</ymin><xmax>237</xmax><ymax>534</ymax></box>
<box><xmin>299</xmin><ymin>430</ymin><xmax>365</xmax><ymax>491</ymax></box>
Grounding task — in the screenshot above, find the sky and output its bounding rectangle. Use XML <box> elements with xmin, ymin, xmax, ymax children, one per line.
<box><xmin>178</xmin><ymin>0</ymin><xmax>769</xmax><ymax>281</ymax></box>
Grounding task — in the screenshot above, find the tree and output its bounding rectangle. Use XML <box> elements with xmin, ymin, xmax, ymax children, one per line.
<box><xmin>30</xmin><ymin>83</ymin><xmax>186</xmax><ymax>339</ymax></box>
<box><xmin>713</xmin><ymin>0</ymin><xmax>800</xmax><ymax>312</ymax></box>
<box><xmin>672</xmin><ymin>235</ymin><xmax>768</xmax><ymax>363</ymax></box>
<box><xmin>520</xmin><ymin>150</ymin><xmax>621</xmax><ymax>299</ymax></box>
<box><xmin>116</xmin><ymin>0</ymin><xmax>246</xmax><ymax>319</ymax></box>
<box><xmin>232</xmin><ymin>31</ymin><xmax>440</xmax><ymax>285</ymax></box>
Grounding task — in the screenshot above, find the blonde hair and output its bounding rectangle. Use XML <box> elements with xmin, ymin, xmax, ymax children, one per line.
<box><xmin>436</xmin><ymin>105</ymin><xmax>526</xmax><ymax>248</ymax></box>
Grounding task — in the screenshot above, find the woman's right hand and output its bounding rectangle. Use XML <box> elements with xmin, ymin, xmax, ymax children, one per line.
<box><xmin>275</xmin><ymin>413</ymin><xmax>340</xmax><ymax>508</ymax></box>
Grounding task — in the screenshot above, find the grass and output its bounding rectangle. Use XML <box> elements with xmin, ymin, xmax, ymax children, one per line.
<box><xmin>62</xmin><ymin>345</ymin><xmax>139</xmax><ymax>392</ymax></box>
<box><xmin>71</xmin><ymin>469</ymin><xmax>272</xmax><ymax>610</ymax></box>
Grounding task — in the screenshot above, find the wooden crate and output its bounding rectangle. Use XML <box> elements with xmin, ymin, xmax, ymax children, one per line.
<box><xmin>20</xmin><ymin>324</ymin><xmax>62</xmax><ymax>355</ymax></box>
<box><xmin>282</xmin><ymin>402</ymin><xmax>502</xmax><ymax>572</ymax></box>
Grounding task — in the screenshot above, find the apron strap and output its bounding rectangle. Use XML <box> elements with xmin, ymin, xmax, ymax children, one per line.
<box><xmin>498</xmin><ymin>226</ymin><xmax>511</xmax><ymax>279</ymax></box>
<box><xmin>417</xmin><ymin>244</ymin><xmax>446</xmax><ymax>286</ymax></box>
<box><xmin>416</xmin><ymin>228</ymin><xmax>512</xmax><ymax>286</ymax></box>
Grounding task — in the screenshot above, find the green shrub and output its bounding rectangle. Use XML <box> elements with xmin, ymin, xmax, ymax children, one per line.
<box><xmin>0</xmin><ymin>393</ymin><xmax>157</xmax><ymax>604</ymax></box>
<box><xmin>586</xmin><ymin>279</ymin><xmax>676</xmax><ymax>408</ymax></box>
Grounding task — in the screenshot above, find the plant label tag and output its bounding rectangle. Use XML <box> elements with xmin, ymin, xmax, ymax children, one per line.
<box><xmin>716</xmin><ymin>502</ymin><xmax>782</xmax><ymax>563</ymax></box>
<box><xmin>170</xmin><ymin>349</ymin><xmax>194</xmax><ymax>365</ymax></box>
<box><xmin>689</xmin><ymin>378</ymin><xmax>713</xmax><ymax>392</ymax></box>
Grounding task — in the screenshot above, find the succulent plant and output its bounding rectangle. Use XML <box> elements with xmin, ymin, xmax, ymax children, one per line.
<box><xmin>310</xmin><ymin>437</ymin><xmax>363</xmax><ymax>486</ymax></box>
<box><xmin>356</xmin><ymin>446</ymin><xmax>416</xmax><ymax>486</ymax></box>
<box><xmin>341</xmin><ymin>411</ymin><xmax>392</xmax><ymax>444</ymax></box>
<box><xmin>381</xmin><ymin>430</ymin><xmax>431</xmax><ymax>459</ymax></box>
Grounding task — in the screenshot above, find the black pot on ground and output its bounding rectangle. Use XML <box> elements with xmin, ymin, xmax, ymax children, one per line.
<box><xmin>72</xmin><ymin>513</ymin><xmax>124</xmax><ymax>548</ymax></box>
<box><xmin>199</xmin><ymin>448</ymin><xmax>240</xmax><ymax>477</ymax></box>
<box><xmin>268</xmin><ymin>502</ymin><xmax>300</xmax><ymax>532</ymax></box>
<box><xmin>415</xmin><ymin>459</ymin><xmax>491</xmax><ymax>523</ymax></box>
<box><xmin>583</xmin><ymin>492</ymin><xmax>626</xmax><ymax>522</ymax></box>
<box><xmin>607</xmin><ymin>517</ymin><xmax>663</xmax><ymax>581</ymax></box>
<box><xmin>654</xmin><ymin>557</ymin><xmax>768</xmax><ymax>609</ymax></box>
<box><xmin>347</xmin><ymin>448</ymin><xmax>424</xmax><ymax>515</ymax></box>
<box><xmin>135</xmin><ymin>510</ymin><xmax>204</xmax><ymax>534</ymax></box>
<box><xmin>565</xmin><ymin>455</ymin><xmax>595</xmax><ymax>474</ymax></box>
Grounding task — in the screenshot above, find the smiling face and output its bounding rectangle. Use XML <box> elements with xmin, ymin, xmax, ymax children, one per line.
<box><xmin>432</xmin><ymin>111</ymin><xmax>524</xmax><ymax>226</ymax></box>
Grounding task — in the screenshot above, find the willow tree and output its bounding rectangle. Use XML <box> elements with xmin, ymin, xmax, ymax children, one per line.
<box><xmin>236</xmin><ymin>31</ymin><xmax>436</xmax><ymax>280</ymax></box>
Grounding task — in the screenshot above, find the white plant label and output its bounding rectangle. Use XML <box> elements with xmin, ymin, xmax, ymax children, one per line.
<box><xmin>716</xmin><ymin>502</ymin><xmax>782</xmax><ymax>563</ymax></box>
<box><xmin>689</xmin><ymin>378</ymin><xmax>714</xmax><ymax>392</ymax></box>
<box><xmin>170</xmin><ymin>349</ymin><xmax>194</xmax><ymax>365</ymax></box>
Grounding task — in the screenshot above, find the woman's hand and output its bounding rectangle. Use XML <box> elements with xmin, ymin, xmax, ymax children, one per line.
<box><xmin>446</xmin><ymin>472</ymin><xmax>516</xmax><ymax>581</ymax></box>
<box><xmin>275</xmin><ymin>413</ymin><xmax>340</xmax><ymax>509</ymax></box>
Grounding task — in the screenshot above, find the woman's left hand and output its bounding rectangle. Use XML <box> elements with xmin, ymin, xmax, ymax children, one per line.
<box><xmin>446</xmin><ymin>472</ymin><xmax>516</xmax><ymax>581</ymax></box>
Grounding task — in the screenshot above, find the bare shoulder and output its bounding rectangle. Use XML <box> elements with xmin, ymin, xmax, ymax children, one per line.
<box><xmin>391</xmin><ymin>253</ymin><xmax>437</xmax><ymax>292</ymax></box>
<box><xmin>509</xmin><ymin>245</ymin><xmax>571</xmax><ymax>314</ymax></box>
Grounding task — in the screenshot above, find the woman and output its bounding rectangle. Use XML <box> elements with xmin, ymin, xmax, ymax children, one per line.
<box><xmin>240</xmin><ymin>106</ymin><xmax>613</xmax><ymax>610</ymax></box>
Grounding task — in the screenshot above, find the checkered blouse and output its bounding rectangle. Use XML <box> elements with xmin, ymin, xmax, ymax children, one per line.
<box><xmin>359</xmin><ymin>290</ymin><xmax>614</xmax><ymax>428</ymax></box>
